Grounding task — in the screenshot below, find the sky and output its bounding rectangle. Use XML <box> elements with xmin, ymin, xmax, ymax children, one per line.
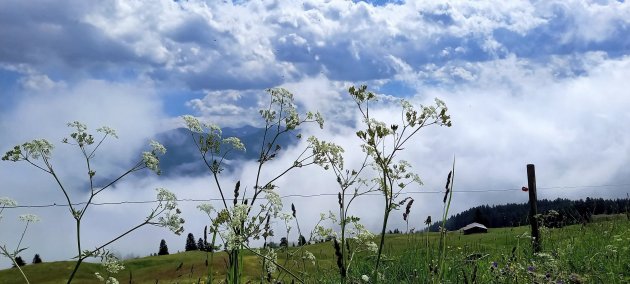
<box><xmin>1</xmin><ymin>0</ymin><xmax>630</xmax><ymax>268</ymax></box>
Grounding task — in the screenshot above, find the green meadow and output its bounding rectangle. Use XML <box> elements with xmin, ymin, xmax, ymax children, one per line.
<box><xmin>1</xmin><ymin>215</ymin><xmax>628</xmax><ymax>283</ymax></box>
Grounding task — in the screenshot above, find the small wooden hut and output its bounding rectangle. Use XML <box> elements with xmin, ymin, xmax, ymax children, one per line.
<box><xmin>461</xmin><ymin>222</ymin><xmax>488</xmax><ymax>235</ymax></box>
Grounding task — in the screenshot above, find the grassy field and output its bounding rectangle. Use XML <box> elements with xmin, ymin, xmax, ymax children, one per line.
<box><xmin>1</xmin><ymin>215</ymin><xmax>628</xmax><ymax>283</ymax></box>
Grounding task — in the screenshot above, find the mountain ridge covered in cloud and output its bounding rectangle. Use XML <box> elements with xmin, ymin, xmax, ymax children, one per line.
<box><xmin>153</xmin><ymin>125</ymin><xmax>299</xmax><ymax>177</ymax></box>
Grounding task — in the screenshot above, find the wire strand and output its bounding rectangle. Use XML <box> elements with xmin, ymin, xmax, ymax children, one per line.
<box><xmin>3</xmin><ymin>183</ymin><xmax>628</xmax><ymax>209</ymax></box>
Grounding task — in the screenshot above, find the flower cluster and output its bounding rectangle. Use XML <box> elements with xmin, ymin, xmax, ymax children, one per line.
<box><xmin>156</xmin><ymin>188</ymin><xmax>184</xmax><ymax>235</ymax></box>
<box><xmin>0</xmin><ymin>197</ymin><xmax>17</xmax><ymax>221</ymax></box>
<box><xmin>182</xmin><ymin>115</ymin><xmax>204</xmax><ymax>133</ymax></box>
<box><xmin>0</xmin><ymin>197</ymin><xmax>17</xmax><ymax>208</ymax></box>
<box><xmin>2</xmin><ymin>139</ymin><xmax>54</xmax><ymax>162</ymax></box>
<box><xmin>142</xmin><ymin>140</ymin><xmax>166</xmax><ymax>175</ymax></box>
<box><xmin>102</xmin><ymin>255</ymin><xmax>124</xmax><ymax>274</ymax></box>
<box><xmin>263</xmin><ymin>187</ymin><xmax>283</xmax><ymax>217</ymax></box>
<box><xmin>222</xmin><ymin>137</ymin><xmax>246</xmax><ymax>152</ymax></box>
<box><xmin>96</xmin><ymin>126</ymin><xmax>118</xmax><ymax>139</ymax></box>
<box><xmin>308</xmin><ymin>136</ymin><xmax>344</xmax><ymax>170</ymax></box>
<box><xmin>94</xmin><ymin>272</ymin><xmax>119</xmax><ymax>284</ymax></box>
<box><xmin>221</xmin><ymin>229</ymin><xmax>246</xmax><ymax>251</ymax></box>
<box><xmin>264</xmin><ymin>248</ymin><xmax>278</xmax><ymax>274</ymax></box>
<box><xmin>197</xmin><ymin>203</ymin><xmax>214</xmax><ymax>217</ymax></box>
<box><xmin>306</xmin><ymin>111</ymin><xmax>325</xmax><ymax>129</ymax></box>
<box><xmin>94</xmin><ymin>253</ymin><xmax>125</xmax><ymax>284</ymax></box>
<box><xmin>18</xmin><ymin>214</ymin><xmax>40</xmax><ymax>223</ymax></box>
<box><xmin>230</xmin><ymin>204</ymin><xmax>250</xmax><ymax>228</ymax></box>
<box><xmin>149</xmin><ymin>140</ymin><xmax>166</xmax><ymax>155</ymax></box>
<box><xmin>303</xmin><ymin>250</ymin><xmax>316</xmax><ymax>265</ymax></box>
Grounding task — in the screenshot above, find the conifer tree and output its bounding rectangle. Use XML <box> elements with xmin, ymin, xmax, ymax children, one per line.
<box><xmin>158</xmin><ymin>239</ymin><xmax>169</xmax><ymax>256</ymax></box>
<box><xmin>32</xmin><ymin>254</ymin><xmax>42</xmax><ymax>264</ymax></box>
<box><xmin>185</xmin><ymin>233</ymin><xmax>198</xmax><ymax>251</ymax></box>
<box><xmin>298</xmin><ymin>235</ymin><xmax>307</xmax><ymax>246</ymax></box>
<box><xmin>197</xmin><ymin>238</ymin><xmax>205</xmax><ymax>251</ymax></box>
<box><xmin>13</xmin><ymin>256</ymin><xmax>26</xmax><ymax>267</ymax></box>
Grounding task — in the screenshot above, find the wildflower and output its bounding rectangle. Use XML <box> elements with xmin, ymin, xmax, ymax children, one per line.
<box><xmin>314</xmin><ymin>225</ymin><xmax>334</xmax><ymax>239</ymax></box>
<box><xmin>197</xmin><ymin>203</ymin><xmax>214</xmax><ymax>216</ymax></box>
<box><xmin>605</xmin><ymin>245</ymin><xmax>617</xmax><ymax>253</ymax></box>
<box><xmin>142</xmin><ymin>152</ymin><xmax>160</xmax><ymax>174</ymax></box>
<box><xmin>96</xmin><ymin>126</ymin><xmax>118</xmax><ymax>138</ymax></box>
<box><xmin>101</xmin><ymin>255</ymin><xmax>125</xmax><ymax>274</ymax></box>
<box><xmin>303</xmin><ymin>250</ymin><xmax>316</xmax><ymax>265</ymax></box>
<box><xmin>149</xmin><ymin>140</ymin><xmax>166</xmax><ymax>155</ymax></box>
<box><xmin>262</xmin><ymin>187</ymin><xmax>282</xmax><ymax>216</ymax></box>
<box><xmin>527</xmin><ymin>266</ymin><xmax>535</xmax><ymax>272</ymax></box>
<box><xmin>327</xmin><ymin>211</ymin><xmax>337</xmax><ymax>221</ymax></box>
<box><xmin>182</xmin><ymin>115</ymin><xmax>203</xmax><ymax>133</ymax></box>
<box><xmin>353</xmin><ymin>222</ymin><xmax>374</xmax><ymax>243</ymax></box>
<box><xmin>0</xmin><ymin>197</ymin><xmax>17</xmax><ymax>207</ymax></box>
<box><xmin>221</xmin><ymin>229</ymin><xmax>245</xmax><ymax>251</ymax></box>
<box><xmin>156</xmin><ymin>188</ymin><xmax>184</xmax><ymax>234</ymax></box>
<box><xmin>67</xmin><ymin>121</ymin><xmax>87</xmax><ymax>132</ymax></box>
<box><xmin>491</xmin><ymin>261</ymin><xmax>498</xmax><ymax>268</ymax></box>
<box><xmin>0</xmin><ymin>197</ymin><xmax>17</xmax><ymax>221</ymax></box>
<box><xmin>366</xmin><ymin>242</ymin><xmax>378</xmax><ymax>254</ymax></box>
<box><xmin>159</xmin><ymin>213</ymin><xmax>184</xmax><ymax>234</ymax></box>
<box><xmin>361</xmin><ymin>275</ymin><xmax>370</xmax><ymax>282</ymax></box>
<box><xmin>19</xmin><ymin>214</ymin><xmax>40</xmax><ymax>223</ymax></box>
<box><xmin>222</xmin><ymin>137</ymin><xmax>245</xmax><ymax>151</ymax></box>
<box><xmin>279</xmin><ymin>212</ymin><xmax>293</xmax><ymax>222</ymax></box>
<box><xmin>264</xmin><ymin>248</ymin><xmax>278</xmax><ymax>274</ymax></box>
<box><xmin>308</xmin><ymin>136</ymin><xmax>344</xmax><ymax>169</ymax></box>
<box><xmin>230</xmin><ymin>204</ymin><xmax>250</xmax><ymax>227</ymax></box>
<box><xmin>156</xmin><ymin>188</ymin><xmax>177</xmax><ymax>210</ymax></box>
<box><xmin>22</xmin><ymin>139</ymin><xmax>55</xmax><ymax>160</ymax></box>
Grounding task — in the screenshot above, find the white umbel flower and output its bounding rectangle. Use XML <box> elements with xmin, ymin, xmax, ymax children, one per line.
<box><xmin>19</xmin><ymin>214</ymin><xmax>40</xmax><ymax>223</ymax></box>
<box><xmin>0</xmin><ymin>197</ymin><xmax>17</xmax><ymax>207</ymax></box>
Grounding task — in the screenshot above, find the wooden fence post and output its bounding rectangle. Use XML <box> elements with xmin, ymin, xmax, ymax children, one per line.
<box><xmin>527</xmin><ymin>164</ymin><xmax>541</xmax><ymax>253</ymax></box>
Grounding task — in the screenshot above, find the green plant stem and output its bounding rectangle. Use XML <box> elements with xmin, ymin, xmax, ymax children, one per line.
<box><xmin>374</xmin><ymin>206</ymin><xmax>390</xmax><ymax>282</ymax></box>
<box><xmin>67</xmin><ymin>219</ymin><xmax>82</xmax><ymax>284</ymax></box>
<box><xmin>0</xmin><ymin>246</ymin><xmax>30</xmax><ymax>284</ymax></box>
<box><xmin>437</xmin><ymin>158</ymin><xmax>455</xmax><ymax>283</ymax></box>
<box><xmin>374</xmin><ymin>167</ymin><xmax>394</xmax><ymax>281</ymax></box>
<box><xmin>15</xmin><ymin>222</ymin><xmax>30</xmax><ymax>253</ymax></box>
<box><xmin>206</xmin><ymin>229</ymin><xmax>217</xmax><ymax>284</ymax></box>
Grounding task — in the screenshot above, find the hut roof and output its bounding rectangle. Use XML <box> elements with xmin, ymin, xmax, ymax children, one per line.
<box><xmin>461</xmin><ymin>222</ymin><xmax>488</xmax><ymax>231</ymax></box>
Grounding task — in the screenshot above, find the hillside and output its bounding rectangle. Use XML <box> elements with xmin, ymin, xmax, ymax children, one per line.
<box><xmin>1</xmin><ymin>216</ymin><xmax>628</xmax><ymax>283</ymax></box>
<box><xmin>429</xmin><ymin>197</ymin><xmax>630</xmax><ymax>231</ymax></box>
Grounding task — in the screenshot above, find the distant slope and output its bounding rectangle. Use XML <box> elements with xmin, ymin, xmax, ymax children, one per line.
<box><xmin>2</xmin><ymin>218</ymin><xmax>628</xmax><ymax>283</ymax></box>
<box><xmin>429</xmin><ymin>197</ymin><xmax>629</xmax><ymax>231</ymax></box>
